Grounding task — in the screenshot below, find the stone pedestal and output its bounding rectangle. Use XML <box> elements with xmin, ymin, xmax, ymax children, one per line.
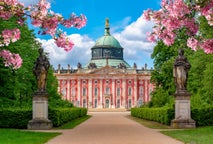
<box><xmin>28</xmin><ymin>92</ymin><xmax>52</xmax><ymax>130</ymax></box>
<box><xmin>171</xmin><ymin>91</ymin><xmax>196</xmax><ymax>128</ymax></box>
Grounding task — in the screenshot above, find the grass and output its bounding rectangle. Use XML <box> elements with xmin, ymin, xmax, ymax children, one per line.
<box><xmin>0</xmin><ymin>115</ymin><xmax>91</xmax><ymax>144</ymax></box>
<box><xmin>129</xmin><ymin>115</ymin><xmax>213</xmax><ymax>144</ymax></box>
<box><xmin>127</xmin><ymin>115</ymin><xmax>170</xmax><ymax>129</ymax></box>
<box><xmin>0</xmin><ymin>129</ymin><xmax>60</xmax><ymax>144</ymax></box>
<box><xmin>55</xmin><ymin>115</ymin><xmax>91</xmax><ymax>129</ymax></box>
<box><xmin>161</xmin><ymin>126</ymin><xmax>213</xmax><ymax>144</ymax></box>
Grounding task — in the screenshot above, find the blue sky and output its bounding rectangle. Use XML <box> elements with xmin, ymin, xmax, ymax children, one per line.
<box><xmin>19</xmin><ymin>0</ymin><xmax>160</xmax><ymax>69</ymax></box>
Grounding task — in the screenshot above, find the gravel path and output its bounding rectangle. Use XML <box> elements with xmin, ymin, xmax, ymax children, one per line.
<box><xmin>46</xmin><ymin>112</ymin><xmax>183</xmax><ymax>144</ymax></box>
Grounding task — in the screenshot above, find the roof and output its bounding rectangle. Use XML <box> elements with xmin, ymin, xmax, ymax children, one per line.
<box><xmin>85</xmin><ymin>59</ymin><xmax>131</xmax><ymax>69</ymax></box>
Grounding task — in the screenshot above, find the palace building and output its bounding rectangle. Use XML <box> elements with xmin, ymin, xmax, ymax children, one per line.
<box><xmin>54</xmin><ymin>19</ymin><xmax>155</xmax><ymax>110</ymax></box>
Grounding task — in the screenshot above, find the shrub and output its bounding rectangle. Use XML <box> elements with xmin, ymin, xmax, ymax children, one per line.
<box><xmin>131</xmin><ymin>107</ymin><xmax>174</xmax><ymax>125</ymax></box>
<box><xmin>0</xmin><ymin>107</ymin><xmax>87</xmax><ymax>128</ymax></box>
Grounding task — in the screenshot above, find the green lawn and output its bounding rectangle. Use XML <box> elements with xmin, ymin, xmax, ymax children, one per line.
<box><xmin>0</xmin><ymin>129</ymin><xmax>60</xmax><ymax>144</ymax></box>
<box><xmin>0</xmin><ymin>115</ymin><xmax>91</xmax><ymax>144</ymax></box>
<box><xmin>127</xmin><ymin>115</ymin><xmax>170</xmax><ymax>129</ymax></box>
<box><xmin>130</xmin><ymin>116</ymin><xmax>213</xmax><ymax>144</ymax></box>
<box><xmin>162</xmin><ymin>126</ymin><xmax>213</xmax><ymax>144</ymax></box>
<box><xmin>55</xmin><ymin>115</ymin><xmax>91</xmax><ymax>129</ymax></box>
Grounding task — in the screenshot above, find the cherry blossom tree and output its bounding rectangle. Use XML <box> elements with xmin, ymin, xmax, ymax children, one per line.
<box><xmin>143</xmin><ymin>0</ymin><xmax>213</xmax><ymax>54</ymax></box>
<box><xmin>0</xmin><ymin>0</ymin><xmax>87</xmax><ymax>69</ymax></box>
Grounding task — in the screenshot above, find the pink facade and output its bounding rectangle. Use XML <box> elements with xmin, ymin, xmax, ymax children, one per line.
<box><xmin>55</xmin><ymin>66</ymin><xmax>154</xmax><ymax>109</ymax></box>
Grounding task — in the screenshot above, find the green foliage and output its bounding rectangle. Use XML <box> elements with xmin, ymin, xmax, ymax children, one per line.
<box><xmin>192</xmin><ymin>106</ymin><xmax>213</xmax><ymax>126</ymax></box>
<box><xmin>0</xmin><ymin>107</ymin><xmax>87</xmax><ymax>129</ymax></box>
<box><xmin>131</xmin><ymin>107</ymin><xmax>174</xmax><ymax>125</ymax></box>
<box><xmin>149</xmin><ymin>87</ymin><xmax>174</xmax><ymax>107</ymax></box>
<box><xmin>49</xmin><ymin>108</ymin><xmax>87</xmax><ymax>127</ymax></box>
<box><xmin>131</xmin><ymin>106</ymin><xmax>213</xmax><ymax>126</ymax></box>
<box><xmin>0</xmin><ymin>17</ymin><xmax>39</xmax><ymax>103</ymax></box>
<box><xmin>0</xmin><ymin>108</ymin><xmax>32</xmax><ymax>129</ymax></box>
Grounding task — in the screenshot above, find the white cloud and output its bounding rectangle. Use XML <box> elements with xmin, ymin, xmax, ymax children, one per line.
<box><xmin>113</xmin><ymin>15</ymin><xmax>156</xmax><ymax>68</ymax></box>
<box><xmin>38</xmin><ymin>14</ymin><xmax>156</xmax><ymax>69</ymax></box>
<box><xmin>37</xmin><ymin>34</ymin><xmax>94</xmax><ymax>69</ymax></box>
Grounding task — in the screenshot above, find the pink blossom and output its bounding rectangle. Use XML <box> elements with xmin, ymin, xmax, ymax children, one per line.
<box><xmin>62</xmin><ymin>13</ymin><xmax>87</xmax><ymax>29</ymax></box>
<box><xmin>200</xmin><ymin>39</ymin><xmax>213</xmax><ymax>54</ymax></box>
<box><xmin>1</xmin><ymin>28</ymin><xmax>20</xmax><ymax>46</ymax></box>
<box><xmin>187</xmin><ymin>37</ymin><xmax>199</xmax><ymax>51</ymax></box>
<box><xmin>146</xmin><ymin>32</ymin><xmax>156</xmax><ymax>42</ymax></box>
<box><xmin>55</xmin><ymin>33</ymin><xmax>74</xmax><ymax>52</ymax></box>
<box><xmin>143</xmin><ymin>9</ymin><xmax>152</xmax><ymax>21</ymax></box>
<box><xmin>0</xmin><ymin>50</ymin><xmax>22</xmax><ymax>69</ymax></box>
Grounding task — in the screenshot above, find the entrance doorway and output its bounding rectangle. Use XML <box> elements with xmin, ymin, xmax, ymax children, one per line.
<box><xmin>105</xmin><ymin>99</ymin><xmax>110</xmax><ymax>108</ymax></box>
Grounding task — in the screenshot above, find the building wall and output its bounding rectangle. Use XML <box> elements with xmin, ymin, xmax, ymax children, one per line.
<box><xmin>55</xmin><ymin>71</ymin><xmax>154</xmax><ymax>109</ymax></box>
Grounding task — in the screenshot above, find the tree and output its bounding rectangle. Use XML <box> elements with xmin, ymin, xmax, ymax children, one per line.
<box><xmin>143</xmin><ymin>0</ymin><xmax>213</xmax><ymax>54</ymax></box>
<box><xmin>0</xmin><ymin>0</ymin><xmax>86</xmax><ymax>69</ymax></box>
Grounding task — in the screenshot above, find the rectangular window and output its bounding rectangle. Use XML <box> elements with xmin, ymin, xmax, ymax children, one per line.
<box><xmin>117</xmin><ymin>88</ymin><xmax>120</xmax><ymax>96</ymax></box>
<box><xmin>106</xmin><ymin>87</ymin><xmax>110</xmax><ymax>94</ymax></box>
<box><xmin>139</xmin><ymin>87</ymin><xmax>143</xmax><ymax>97</ymax></box>
<box><xmin>128</xmin><ymin>87</ymin><xmax>132</xmax><ymax>96</ymax></box>
<box><xmin>71</xmin><ymin>87</ymin><xmax>76</xmax><ymax>96</ymax></box>
<box><xmin>82</xmin><ymin>87</ymin><xmax>86</xmax><ymax>96</ymax></box>
<box><xmin>94</xmin><ymin>87</ymin><xmax>98</xmax><ymax>96</ymax></box>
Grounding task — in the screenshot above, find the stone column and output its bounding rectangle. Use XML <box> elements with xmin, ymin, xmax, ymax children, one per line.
<box><xmin>99</xmin><ymin>79</ymin><xmax>103</xmax><ymax>108</ymax></box>
<box><xmin>77</xmin><ymin>79</ymin><xmax>81</xmax><ymax>107</ymax></box>
<box><xmin>88</xmin><ymin>78</ymin><xmax>92</xmax><ymax>109</ymax></box>
<box><xmin>112</xmin><ymin>79</ymin><xmax>115</xmax><ymax>108</ymax></box>
<box><xmin>133</xmin><ymin>77</ymin><xmax>137</xmax><ymax>107</ymax></box>
<box><xmin>121</xmin><ymin>78</ymin><xmax>126</xmax><ymax>109</ymax></box>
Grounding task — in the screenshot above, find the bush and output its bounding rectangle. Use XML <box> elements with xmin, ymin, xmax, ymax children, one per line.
<box><xmin>131</xmin><ymin>106</ymin><xmax>213</xmax><ymax>126</ymax></box>
<box><xmin>131</xmin><ymin>107</ymin><xmax>174</xmax><ymax>125</ymax></box>
<box><xmin>0</xmin><ymin>108</ymin><xmax>32</xmax><ymax>129</ymax></box>
<box><xmin>192</xmin><ymin>106</ymin><xmax>213</xmax><ymax>126</ymax></box>
<box><xmin>48</xmin><ymin>107</ymin><xmax>87</xmax><ymax>127</ymax></box>
<box><xmin>0</xmin><ymin>107</ymin><xmax>87</xmax><ymax>128</ymax></box>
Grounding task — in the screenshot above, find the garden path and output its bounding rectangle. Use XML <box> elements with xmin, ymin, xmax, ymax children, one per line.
<box><xmin>46</xmin><ymin>112</ymin><xmax>183</xmax><ymax>144</ymax></box>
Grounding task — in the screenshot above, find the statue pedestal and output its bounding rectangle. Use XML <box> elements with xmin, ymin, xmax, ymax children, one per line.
<box><xmin>171</xmin><ymin>91</ymin><xmax>196</xmax><ymax>128</ymax></box>
<box><xmin>28</xmin><ymin>92</ymin><xmax>52</xmax><ymax>130</ymax></box>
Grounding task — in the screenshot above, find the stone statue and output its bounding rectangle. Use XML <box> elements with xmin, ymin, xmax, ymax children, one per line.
<box><xmin>33</xmin><ymin>48</ymin><xmax>50</xmax><ymax>93</ymax></box>
<box><xmin>77</xmin><ymin>62</ymin><xmax>82</xmax><ymax>69</ymax></box>
<box><xmin>173</xmin><ymin>49</ymin><xmax>191</xmax><ymax>93</ymax></box>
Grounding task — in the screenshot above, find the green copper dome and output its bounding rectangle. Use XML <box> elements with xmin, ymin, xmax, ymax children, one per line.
<box><xmin>85</xmin><ymin>18</ymin><xmax>131</xmax><ymax>69</ymax></box>
<box><xmin>94</xmin><ymin>34</ymin><xmax>122</xmax><ymax>48</ymax></box>
<box><xmin>93</xmin><ymin>18</ymin><xmax>122</xmax><ymax>49</ymax></box>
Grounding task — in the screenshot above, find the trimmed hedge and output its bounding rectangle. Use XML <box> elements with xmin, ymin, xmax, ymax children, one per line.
<box><xmin>131</xmin><ymin>106</ymin><xmax>213</xmax><ymax>126</ymax></box>
<box><xmin>49</xmin><ymin>108</ymin><xmax>87</xmax><ymax>127</ymax></box>
<box><xmin>192</xmin><ymin>107</ymin><xmax>213</xmax><ymax>126</ymax></box>
<box><xmin>0</xmin><ymin>107</ymin><xmax>87</xmax><ymax>129</ymax></box>
<box><xmin>0</xmin><ymin>108</ymin><xmax>32</xmax><ymax>129</ymax></box>
<box><xmin>131</xmin><ymin>107</ymin><xmax>174</xmax><ymax>125</ymax></box>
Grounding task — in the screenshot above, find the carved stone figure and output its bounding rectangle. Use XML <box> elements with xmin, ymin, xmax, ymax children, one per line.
<box><xmin>33</xmin><ymin>48</ymin><xmax>50</xmax><ymax>92</ymax></box>
<box><xmin>173</xmin><ymin>49</ymin><xmax>191</xmax><ymax>92</ymax></box>
<box><xmin>77</xmin><ymin>62</ymin><xmax>82</xmax><ymax>69</ymax></box>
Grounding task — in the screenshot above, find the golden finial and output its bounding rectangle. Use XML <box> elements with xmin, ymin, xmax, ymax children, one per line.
<box><xmin>105</xmin><ymin>18</ymin><xmax>109</xmax><ymax>28</ymax></box>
